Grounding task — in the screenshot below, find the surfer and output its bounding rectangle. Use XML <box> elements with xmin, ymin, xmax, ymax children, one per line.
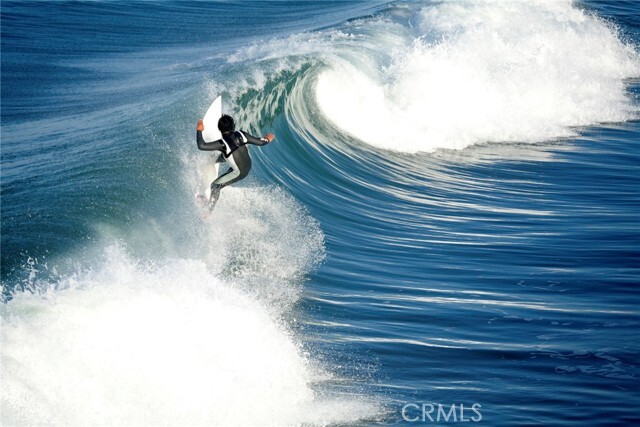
<box><xmin>196</xmin><ymin>115</ymin><xmax>275</xmax><ymax>209</ymax></box>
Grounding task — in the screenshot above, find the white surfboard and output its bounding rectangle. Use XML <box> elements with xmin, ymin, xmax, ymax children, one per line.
<box><xmin>196</xmin><ymin>96</ymin><xmax>223</xmax><ymax>201</ymax></box>
<box><xmin>202</xmin><ymin>95</ymin><xmax>223</xmax><ymax>142</ymax></box>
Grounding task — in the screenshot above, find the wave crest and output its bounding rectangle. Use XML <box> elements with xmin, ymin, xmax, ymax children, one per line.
<box><xmin>315</xmin><ymin>0</ymin><xmax>640</xmax><ymax>152</ymax></box>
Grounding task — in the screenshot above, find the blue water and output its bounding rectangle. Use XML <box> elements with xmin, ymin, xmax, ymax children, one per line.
<box><xmin>2</xmin><ymin>1</ymin><xmax>639</xmax><ymax>425</ymax></box>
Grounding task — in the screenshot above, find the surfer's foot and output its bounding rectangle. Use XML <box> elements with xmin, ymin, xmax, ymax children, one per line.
<box><xmin>208</xmin><ymin>184</ymin><xmax>222</xmax><ymax>211</ymax></box>
<box><xmin>206</xmin><ymin>192</ymin><xmax>219</xmax><ymax>212</ymax></box>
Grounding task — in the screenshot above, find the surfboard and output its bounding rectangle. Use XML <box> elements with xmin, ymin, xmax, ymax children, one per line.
<box><xmin>196</xmin><ymin>96</ymin><xmax>223</xmax><ymax>203</ymax></box>
<box><xmin>202</xmin><ymin>95</ymin><xmax>223</xmax><ymax>142</ymax></box>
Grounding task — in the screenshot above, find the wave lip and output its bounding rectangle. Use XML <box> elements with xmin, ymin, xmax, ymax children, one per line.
<box><xmin>315</xmin><ymin>0</ymin><xmax>640</xmax><ymax>153</ymax></box>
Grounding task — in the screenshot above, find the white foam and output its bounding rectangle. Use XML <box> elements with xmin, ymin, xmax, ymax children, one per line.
<box><xmin>315</xmin><ymin>0</ymin><xmax>640</xmax><ymax>152</ymax></box>
<box><xmin>1</xmin><ymin>246</ymin><xmax>375</xmax><ymax>426</ymax></box>
<box><xmin>0</xmin><ymin>157</ymin><xmax>376</xmax><ymax>426</ymax></box>
<box><xmin>200</xmin><ymin>185</ymin><xmax>326</xmax><ymax>310</ymax></box>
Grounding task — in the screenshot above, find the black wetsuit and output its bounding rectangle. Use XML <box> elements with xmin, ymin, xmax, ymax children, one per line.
<box><xmin>196</xmin><ymin>129</ymin><xmax>270</xmax><ymax>205</ymax></box>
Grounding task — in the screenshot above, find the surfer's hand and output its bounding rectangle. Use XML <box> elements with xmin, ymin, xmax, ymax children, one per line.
<box><xmin>196</xmin><ymin>120</ymin><xmax>204</xmax><ymax>132</ymax></box>
<box><xmin>264</xmin><ymin>133</ymin><xmax>275</xmax><ymax>142</ymax></box>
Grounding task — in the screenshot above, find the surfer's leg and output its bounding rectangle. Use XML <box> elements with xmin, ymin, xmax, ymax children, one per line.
<box><xmin>211</xmin><ymin>150</ymin><xmax>251</xmax><ymax>188</ymax></box>
<box><xmin>207</xmin><ymin>149</ymin><xmax>252</xmax><ymax>210</ymax></box>
<box><xmin>207</xmin><ymin>158</ymin><xmax>239</xmax><ymax>210</ymax></box>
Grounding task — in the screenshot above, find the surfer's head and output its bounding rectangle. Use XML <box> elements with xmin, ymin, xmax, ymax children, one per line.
<box><xmin>218</xmin><ymin>115</ymin><xmax>235</xmax><ymax>134</ymax></box>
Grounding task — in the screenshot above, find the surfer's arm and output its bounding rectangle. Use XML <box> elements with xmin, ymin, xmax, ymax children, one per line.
<box><xmin>196</xmin><ymin>130</ymin><xmax>225</xmax><ymax>152</ymax></box>
<box><xmin>241</xmin><ymin>131</ymin><xmax>275</xmax><ymax>146</ymax></box>
<box><xmin>196</xmin><ymin>120</ymin><xmax>224</xmax><ymax>151</ymax></box>
<box><xmin>196</xmin><ymin>119</ymin><xmax>225</xmax><ymax>152</ymax></box>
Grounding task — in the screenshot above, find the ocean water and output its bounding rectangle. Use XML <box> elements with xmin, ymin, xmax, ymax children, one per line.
<box><xmin>1</xmin><ymin>0</ymin><xmax>639</xmax><ymax>425</ymax></box>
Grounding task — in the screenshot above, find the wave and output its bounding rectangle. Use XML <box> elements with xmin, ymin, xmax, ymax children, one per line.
<box><xmin>232</xmin><ymin>0</ymin><xmax>640</xmax><ymax>154</ymax></box>
<box><xmin>2</xmin><ymin>26</ymin><xmax>385</xmax><ymax>421</ymax></box>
